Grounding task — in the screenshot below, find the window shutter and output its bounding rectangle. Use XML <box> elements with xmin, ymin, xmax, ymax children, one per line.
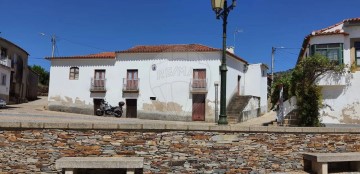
<box><xmin>310</xmin><ymin>45</ymin><xmax>315</xmax><ymax>56</ymax></box>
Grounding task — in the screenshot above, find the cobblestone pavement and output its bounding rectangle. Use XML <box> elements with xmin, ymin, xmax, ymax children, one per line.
<box><xmin>0</xmin><ymin>96</ymin><xmax>275</xmax><ymax>126</ymax></box>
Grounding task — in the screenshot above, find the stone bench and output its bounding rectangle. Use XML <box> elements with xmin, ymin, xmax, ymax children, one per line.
<box><xmin>56</xmin><ymin>157</ymin><xmax>144</xmax><ymax>174</ymax></box>
<box><xmin>303</xmin><ymin>153</ymin><xmax>360</xmax><ymax>174</ymax></box>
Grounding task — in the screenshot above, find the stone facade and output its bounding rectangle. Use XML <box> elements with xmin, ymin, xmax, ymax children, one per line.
<box><xmin>1</xmin><ymin>129</ymin><xmax>360</xmax><ymax>173</ymax></box>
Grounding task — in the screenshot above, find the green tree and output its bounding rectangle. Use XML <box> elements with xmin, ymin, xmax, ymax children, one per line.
<box><xmin>290</xmin><ymin>54</ymin><xmax>344</xmax><ymax>126</ymax></box>
<box><xmin>29</xmin><ymin>65</ymin><xmax>49</xmax><ymax>86</ymax></box>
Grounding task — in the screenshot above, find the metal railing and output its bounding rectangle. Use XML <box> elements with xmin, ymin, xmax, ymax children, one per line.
<box><xmin>123</xmin><ymin>78</ymin><xmax>140</xmax><ymax>91</ymax></box>
<box><xmin>190</xmin><ymin>78</ymin><xmax>207</xmax><ymax>92</ymax></box>
<box><xmin>90</xmin><ymin>78</ymin><xmax>106</xmax><ymax>91</ymax></box>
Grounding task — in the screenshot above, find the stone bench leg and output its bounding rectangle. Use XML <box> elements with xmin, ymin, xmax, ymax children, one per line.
<box><xmin>312</xmin><ymin>161</ymin><xmax>328</xmax><ymax>174</ymax></box>
<box><xmin>127</xmin><ymin>168</ymin><xmax>135</xmax><ymax>174</ymax></box>
<box><xmin>64</xmin><ymin>168</ymin><xmax>76</xmax><ymax>174</ymax></box>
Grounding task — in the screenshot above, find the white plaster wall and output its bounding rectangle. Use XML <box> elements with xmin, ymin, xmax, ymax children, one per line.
<box><xmin>321</xmin><ymin>72</ymin><xmax>360</xmax><ymax>124</ymax></box>
<box><xmin>244</xmin><ymin>64</ymin><xmax>268</xmax><ymax>113</ymax></box>
<box><xmin>48</xmin><ymin>59</ymin><xmax>118</xmax><ymax>106</ymax></box>
<box><xmin>0</xmin><ymin>67</ymin><xmax>10</xmax><ymax>98</ymax></box>
<box><xmin>225</xmin><ymin>54</ymin><xmax>246</xmax><ymax>102</ymax></box>
<box><xmin>48</xmin><ymin>51</ymin><xmax>264</xmax><ymax>122</ymax></box>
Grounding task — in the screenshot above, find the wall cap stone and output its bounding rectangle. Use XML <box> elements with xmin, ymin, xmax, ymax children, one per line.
<box><xmin>0</xmin><ymin>121</ymin><xmax>359</xmax><ymax>134</ymax></box>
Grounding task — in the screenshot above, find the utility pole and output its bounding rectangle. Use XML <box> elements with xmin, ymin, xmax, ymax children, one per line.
<box><xmin>51</xmin><ymin>35</ymin><xmax>56</xmax><ymax>58</ymax></box>
<box><xmin>271</xmin><ymin>47</ymin><xmax>275</xmax><ymax>83</ymax></box>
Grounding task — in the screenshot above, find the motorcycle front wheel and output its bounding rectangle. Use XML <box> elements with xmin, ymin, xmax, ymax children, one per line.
<box><xmin>114</xmin><ymin>110</ymin><xmax>122</xmax><ymax>118</ymax></box>
<box><xmin>96</xmin><ymin>110</ymin><xmax>104</xmax><ymax>116</ymax></box>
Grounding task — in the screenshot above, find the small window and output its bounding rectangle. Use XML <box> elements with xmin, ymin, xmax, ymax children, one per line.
<box><xmin>1</xmin><ymin>74</ymin><xmax>6</xmax><ymax>86</ymax></box>
<box><xmin>0</xmin><ymin>48</ymin><xmax>7</xmax><ymax>59</ymax></box>
<box><xmin>69</xmin><ymin>67</ymin><xmax>79</xmax><ymax>80</ymax></box>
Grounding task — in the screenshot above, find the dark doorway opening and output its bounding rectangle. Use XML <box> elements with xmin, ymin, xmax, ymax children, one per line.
<box><xmin>93</xmin><ymin>99</ymin><xmax>103</xmax><ymax>115</ymax></box>
<box><xmin>192</xmin><ymin>94</ymin><xmax>205</xmax><ymax>121</ymax></box>
<box><xmin>126</xmin><ymin>99</ymin><xmax>137</xmax><ymax>118</ymax></box>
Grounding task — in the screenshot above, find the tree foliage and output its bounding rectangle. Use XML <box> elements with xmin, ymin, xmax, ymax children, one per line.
<box><xmin>29</xmin><ymin>65</ymin><xmax>49</xmax><ymax>86</ymax></box>
<box><xmin>271</xmin><ymin>54</ymin><xmax>344</xmax><ymax>127</ymax></box>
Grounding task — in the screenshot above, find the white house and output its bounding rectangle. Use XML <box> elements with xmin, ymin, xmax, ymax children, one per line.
<box><xmin>298</xmin><ymin>17</ymin><xmax>360</xmax><ymax>124</ymax></box>
<box><xmin>47</xmin><ymin>44</ymin><xmax>267</xmax><ymax>123</ymax></box>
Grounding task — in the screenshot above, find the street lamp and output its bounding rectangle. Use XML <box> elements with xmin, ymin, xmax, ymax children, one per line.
<box><xmin>211</xmin><ymin>0</ymin><xmax>236</xmax><ymax>125</ymax></box>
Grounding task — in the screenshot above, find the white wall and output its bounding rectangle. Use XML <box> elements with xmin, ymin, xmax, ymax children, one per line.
<box><xmin>48</xmin><ymin>51</ymin><xmax>266</xmax><ymax>122</ymax></box>
<box><xmin>244</xmin><ymin>64</ymin><xmax>268</xmax><ymax>114</ymax></box>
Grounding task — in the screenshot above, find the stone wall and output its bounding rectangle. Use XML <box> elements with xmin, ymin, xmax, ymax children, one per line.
<box><xmin>1</xmin><ymin>128</ymin><xmax>360</xmax><ymax>173</ymax></box>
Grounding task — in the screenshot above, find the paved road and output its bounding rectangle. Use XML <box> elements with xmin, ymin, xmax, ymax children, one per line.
<box><xmin>0</xmin><ymin>96</ymin><xmax>275</xmax><ymax>126</ymax></box>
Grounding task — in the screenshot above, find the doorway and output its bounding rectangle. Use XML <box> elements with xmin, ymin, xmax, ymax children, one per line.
<box><xmin>93</xmin><ymin>99</ymin><xmax>103</xmax><ymax>115</ymax></box>
<box><xmin>126</xmin><ymin>99</ymin><xmax>137</xmax><ymax>118</ymax></box>
<box><xmin>192</xmin><ymin>94</ymin><xmax>205</xmax><ymax>121</ymax></box>
<box><xmin>237</xmin><ymin>75</ymin><xmax>241</xmax><ymax>95</ymax></box>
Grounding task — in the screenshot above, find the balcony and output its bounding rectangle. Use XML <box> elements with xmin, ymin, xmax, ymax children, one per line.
<box><xmin>90</xmin><ymin>78</ymin><xmax>106</xmax><ymax>92</ymax></box>
<box><xmin>123</xmin><ymin>78</ymin><xmax>139</xmax><ymax>93</ymax></box>
<box><xmin>0</xmin><ymin>57</ymin><xmax>11</xmax><ymax>68</ymax></box>
<box><xmin>190</xmin><ymin>78</ymin><xmax>207</xmax><ymax>93</ymax></box>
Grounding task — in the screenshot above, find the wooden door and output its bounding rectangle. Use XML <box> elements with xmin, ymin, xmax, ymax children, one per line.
<box><xmin>94</xmin><ymin>70</ymin><xmax>105</xmax><ymax>87</ymax></box>
<box><xmin>127</xmin><ymin>70</ymin><xmax>138</xmax><ymax>90</ymax></box>
<box><xmin>193</xmin><ymin>69</ymin><xmax>206</xmax><ymax>88</ymax></box>
<box><xmin>126</xmin><ymin>99</ymin><xmax>137</xmax><ymax>118</ymax></box>
<box><xmin>192</xmin><ymin>94</ymin><xmax>205</xmax><ymax>121</ymax></box>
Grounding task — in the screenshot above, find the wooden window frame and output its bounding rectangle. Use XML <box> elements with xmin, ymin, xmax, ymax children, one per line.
<box><xmin>69</xmin><ymin>67</ymin><xmax>79</xmax><ymax>80</ymax></box>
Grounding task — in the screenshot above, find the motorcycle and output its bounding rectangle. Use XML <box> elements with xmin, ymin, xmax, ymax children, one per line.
<box><xmin>96</xmin><ymin>100</ymin><xmax>125</xmax><ymax>117</ymax></box>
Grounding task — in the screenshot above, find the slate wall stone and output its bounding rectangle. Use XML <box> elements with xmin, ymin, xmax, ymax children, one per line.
<box><xmin>0</xmin><ymin>129</ymin><xmax>360</xmax><ymax>173</ymax></box>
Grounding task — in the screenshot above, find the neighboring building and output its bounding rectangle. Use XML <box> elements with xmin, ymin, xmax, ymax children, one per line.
<box><xmin>47</xmin><ymin>44</ymin><xmax>268</xmax><ymax>123</ymax></box>
<box><xmin>0</xmin><ymin>37</ymin><xmax>37</xmax><ymax>103</ymax></box>
<box><xmin>298</xmin><ymin>17</ymin><xmax>360</xmax><ymax>124</ymax></box>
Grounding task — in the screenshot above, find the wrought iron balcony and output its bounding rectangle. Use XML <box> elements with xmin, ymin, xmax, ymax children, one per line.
<box><xmin>90</xmin><ymin>78</ymin><xmax>106</xmax><ymax>92</ymax></box>
<box><xmin>190</xmin><ymin>78</ymin><xmax>207</xmax><ymax>93</ymax></box>
<box><xmin>123</xmin><ymin>78</ymin><xmax>139</xmax><ymax>92</ymax></box>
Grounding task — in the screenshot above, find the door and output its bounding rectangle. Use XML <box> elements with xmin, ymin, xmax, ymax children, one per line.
<box><xmin>193</xmin><ymin>69</ymin><xmax>206</xmax><ymax>88</ymax></box>
<box><xmin>192</xmin><ymin>94</ymin><xmax>205</xmax><ymax>121</ymax></box>
<box><xmin>93</xmin><ymin>99</ymin><xmax>103</xmax><ymax>115</ymax></box>
<box><xmin>127</xmin><ymin>70</ymin><xmax>138</xmax><ymax>90</ymax></box>
<box><xmin>355</xmin><ymin>42</ymin><xmax>360</xmax><ymax>66</ymax></box>
<box><xmin>237</xmin><ymin>75</ymin><xmax>241</xmax><ymax>95</ymax></box>
<box><xmin>126</xmin><ymin>99</ymin><xmax>137</xmax><ymax>118</ymax></box>
<box><xmin>94</xmin><ymin>70</ymin><xmax>105</xmax><ymax>88</ymax></box>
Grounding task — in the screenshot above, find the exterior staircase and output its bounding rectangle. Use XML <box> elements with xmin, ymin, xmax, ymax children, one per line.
<box><xmin>226</xmin><ymin>95</ymin><xmax>253</xmax><ymax>124</ymax></box>
<box><xmin>267</xmin><ymin>109</ymin><xmax>299</xmax><ymax>126</ymax></box>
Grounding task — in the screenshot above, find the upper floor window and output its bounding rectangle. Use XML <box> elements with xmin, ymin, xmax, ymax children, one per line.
<box><xmin>69</xmin><ymin>67</ymin><xmax>79</xmax><ymax>80</ymax></box>
<box><xmin>311</xmin><ymin>43</ymin><xmax>343</xmax><ymax>64</ymax></box>
<box><xmin>0</xmin><ymin>48</ymin><xmax>7</xmax><ymax>59</ymax></box>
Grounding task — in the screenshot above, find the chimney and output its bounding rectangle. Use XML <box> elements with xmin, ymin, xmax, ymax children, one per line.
<box><xmin>226</xmin><ymin>46</ymin><xmax>235</xmax><ymax>54</ymax></box>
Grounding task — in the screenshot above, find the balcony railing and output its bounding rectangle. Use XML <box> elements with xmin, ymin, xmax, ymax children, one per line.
<box><xmin>190</xmin><ymin>78</ymin><xmax>207</xmax><ymax>93</ymax></box>
<box><xmin>90</xmin><ymin>78</ymin><xmax>106</xmax><ymax>92</ymax></box>
<box><xmin>123</xmin><ymin>78</ymin><xmax>139</xmax><ymax>92</ymax></box>
<box><xmin>0</xmin><ymin>57</ymin><xmax>11</xmax><ymax>68</ymax></box>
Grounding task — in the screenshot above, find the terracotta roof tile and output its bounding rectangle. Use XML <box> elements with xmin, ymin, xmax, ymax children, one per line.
<box><xmin>117</xmin><ymin>44</ymin><xmax>248</xmax><ymax>64</ymax></box>
<box><xmin>116</xmin><ymin>44</ymin><xmax>219</xmax><ymax>53</ymax></box>
<box><xmin>45</xmin><ymin>52</ymin><xmax>115</xmax><ymax>60</ymax></box>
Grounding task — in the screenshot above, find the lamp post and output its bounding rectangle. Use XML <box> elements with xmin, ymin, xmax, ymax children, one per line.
<box><xmin>211</xmin><ymin>0</ymin><xmax>236</xmax><ymax>125</ymax></box>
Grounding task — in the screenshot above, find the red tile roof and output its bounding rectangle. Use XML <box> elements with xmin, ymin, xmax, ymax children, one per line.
<box><xmin>117</xmin><ymin>44</ymin><xmax>219</xmax><ymax>53</ymax></box>
<box><xmin>45</xmin><ymin>52</ymin><xmax>115</xmax><ymax>60</ymax></box>
<box><xmin>117</xmin><ymin>44</ymin><xmax>248</xmax><ymax>64</ymax></box>
<box><xmin>298</xmin><ymin>17</ymin><xmax>360</xmax><ymax>62</ymax></box>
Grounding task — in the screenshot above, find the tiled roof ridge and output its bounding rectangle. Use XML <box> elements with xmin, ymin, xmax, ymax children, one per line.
<box><xmin>314</xmin><ymin>17</ymin><xmax>360</xmax><ymax>34</ymax></box>
<box><xmin>45</xmin><ymin>51</ymin><xmax>115</xmax><ymax>60</ymax></box>
<box><xmin>116</xmin><ymin>44</ymin><xmax>220</xmax><ymax>53</ymax></box>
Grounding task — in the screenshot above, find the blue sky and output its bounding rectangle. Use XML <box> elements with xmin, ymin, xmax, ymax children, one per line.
<box><xmin>1</xmin><ymin>0</ymin><xmax>360</xmax><ymax>72</ymax></box>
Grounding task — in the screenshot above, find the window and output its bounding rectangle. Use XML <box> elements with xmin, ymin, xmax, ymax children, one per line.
<box><xmin>69</xmin><ymin>67</ymin><xmax>79</xmax><ymax>80</ymax></box>
<box><xmin>355</xmin><ymin>42</ymin><xmax>360</xmax><ymax>66</ymax></box>
<box><xmin>0</xmin><ymin>48</ymin><xmax>7</xmax><ymax>59</ymax></box>
<box><xmin>311</xmin><ymin>43</ymin><xmax>343</xmax><ymax>64</ymax></box>
<box><xmin>1</xmin><ymin>74</ymin><xmax>6</xmax><ymax>86</ymax></box>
